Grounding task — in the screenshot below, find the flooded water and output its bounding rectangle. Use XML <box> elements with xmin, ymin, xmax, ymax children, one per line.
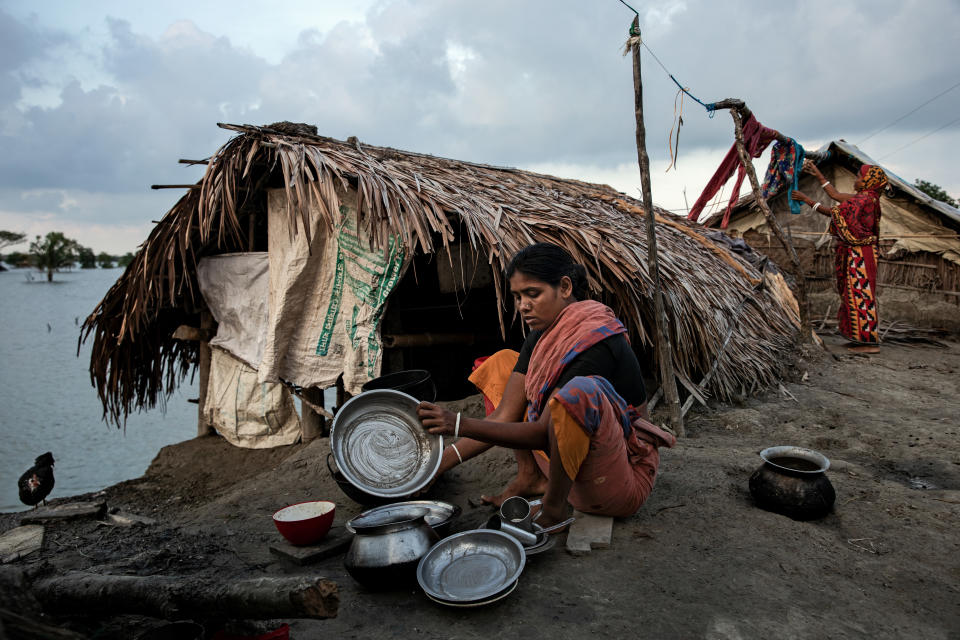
<box><xmin>0</xmin><ymin>267</ymin><xmax>197</xmax><ymax>512</ymax></box>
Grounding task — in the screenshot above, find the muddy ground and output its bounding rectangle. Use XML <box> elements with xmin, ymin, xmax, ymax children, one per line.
<box><xmin>2</xmin><ymin>333</ymin><xmax>958</xmax><ymax>639</ymax></box>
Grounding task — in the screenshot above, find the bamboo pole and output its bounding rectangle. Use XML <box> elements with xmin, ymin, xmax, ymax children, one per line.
<box><xmin>197</xmin><ymin>311</ymin><xmax>214</xmax><ymax>437</ymax></box>
<box><xmin>631</xmin><ymin>17</ymin><xmax>684</xmax><ymax>436</ymax></box>
<box><xmin>724</xmin><ymin>106</ymin><xmax>812</xmax><ymax>342</ymax></box>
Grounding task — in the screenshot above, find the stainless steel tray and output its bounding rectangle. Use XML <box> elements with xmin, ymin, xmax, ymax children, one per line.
<box><xmin>331</xmin><ymin>390</ymin><xmax>442</xmax><ymax>498</ymax></box>
<box><xmin>417</xmin><ymin>529</ymin><xmax>525</xmax><ymax>602</ymax></box>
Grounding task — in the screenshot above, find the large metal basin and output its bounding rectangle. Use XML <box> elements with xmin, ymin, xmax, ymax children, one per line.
<box><xmin>331</xmin><ymin>389</ymin><xmax>442</xmax><ymax>498</ymax></box>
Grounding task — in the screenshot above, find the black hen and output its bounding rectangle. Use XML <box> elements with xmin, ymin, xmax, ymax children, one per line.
<box><xmin>18</xmin><ymin>452</ymin><xmax>55</xmax><ymax>508</ymax></box>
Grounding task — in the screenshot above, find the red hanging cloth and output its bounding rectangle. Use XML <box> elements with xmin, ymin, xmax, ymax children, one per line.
<box><xmin>687</xmin><ymin>114</ymin><xmax>778</xmax><ymax>228</ymax></box>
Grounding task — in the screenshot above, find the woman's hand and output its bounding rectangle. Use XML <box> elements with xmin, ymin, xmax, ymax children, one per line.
<box><xmin>802</xmin><ymin>159</ymin><xmax>821</xmax><ymax>177</ymax></box>
<box><xmin>417</xmin><ymin>401</ymin><xmax>457</xmax><ymax>436</ymax></box>
<box><xmin>791</xmin><ymin>191</ymin><xmax>811</xmax><ymax>205</ymax></box>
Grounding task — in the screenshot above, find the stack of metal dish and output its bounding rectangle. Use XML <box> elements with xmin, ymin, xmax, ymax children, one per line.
<box><xmin>417</xmin><ymin>530</ymin><xmax>526</xmax><ymax>607</ymax></box>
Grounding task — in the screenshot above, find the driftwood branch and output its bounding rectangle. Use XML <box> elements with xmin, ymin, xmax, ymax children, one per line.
<box><xmin>727</xmin><ymin>108</ymin><xmax>812</xmax><ymax>341</ymax></box>
<box><xmin>32</xmin><ymin>572</ymin><xmax>338</xmax><ymax>620</ymax></box>
<box><xmin>709</xmin><ymin>98</ymin><xmax>829</xmax><ymax>161</ymax></box>
<box><xmin>631</xmin><ymin>17</ymin><xmax>684</xmax><ymax>436</ymax></box>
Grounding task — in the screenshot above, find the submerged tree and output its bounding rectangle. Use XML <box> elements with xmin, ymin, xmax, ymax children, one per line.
<box><xmin>914</xmin><ymin>179</ymin><xmax>958</xmax><ymax>208</ymax></box>
<box><xmin>29</xmin><ymin>232</ymin><xmax>78</xmax><ymax>282</ymax></box>
<box><xmin>97</xmin><ymin>252</ymin><xmax>115</xmax><ymax>268</ymax></box>
<box><xmin>77</xmin><ymin>245</ymin><xmax>97</xmax><ymax>269</ymax></box>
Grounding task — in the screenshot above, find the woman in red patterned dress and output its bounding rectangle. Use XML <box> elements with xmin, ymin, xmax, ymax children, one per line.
<box><xmin>792</xmin><ymin>162</ymin><xmax>887</xmax><ymax>353</ymax></box>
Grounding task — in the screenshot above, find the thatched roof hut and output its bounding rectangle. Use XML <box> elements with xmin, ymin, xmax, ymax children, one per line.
<box><xmin>712</xmin><ymin>140</ymin><xmax>960</xmax><ymax>332</ymax></box>
<box><xmin>82</xmin><ymin>122</ymin><xmax>800</xmax><ymax>427</ymax></box>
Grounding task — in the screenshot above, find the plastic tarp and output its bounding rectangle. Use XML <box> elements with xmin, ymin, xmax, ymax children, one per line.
<box><xmin>197</xmin><ymin>252</ymin><xmax>269</xmax><ymax>369</ymax></box>
<box><xmin>204</xmin><ymin>347</ymin><xmax>300</xmax><ymax>449</ymax></box>
<box><xmin>259</xmin><ymin>185</ymin><xmax>407</xmax><ymax>394</ymax></box>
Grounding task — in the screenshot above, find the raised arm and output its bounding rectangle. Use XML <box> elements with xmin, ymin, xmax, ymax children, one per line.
<box><xmin>418</xmin><ymin>372</ymin><xmax>551</xmax><ymax>452</ymax></box>
<box><xmin>422</xmin><ymin>371</ymin><xmax>531</xmax><ymax>475</ymax></box>
<box><xmin>803</xmin><ymin>160</ymin><xmax>856</xmax><ymax>203</ymax></box>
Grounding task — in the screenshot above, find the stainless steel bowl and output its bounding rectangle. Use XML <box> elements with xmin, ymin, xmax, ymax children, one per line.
<box><xmin>417</xmin><ymin>529</ymin><xmax>526</xmax><ymax>603</ymax></box>
<box><xmin>331</xmin><ymin>389</ymin><xmax>442</xmax><ymax>498</ymax></box>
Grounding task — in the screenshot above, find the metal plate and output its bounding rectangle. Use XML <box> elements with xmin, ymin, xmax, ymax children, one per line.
<box><xmin>417</xmin><ymin>530</ymin><xmax>526</xmax><ymax>602</ymax></box>
<box><xmin>424</xmin><ymin>580</ymin><xmax>518</xmax><ymax>608</ymax></box>
<box><xmin>346</xmin><ymin>500</ymin><xmax>461</xmax><ymax>534</ymax></box>
<box><xmin>523</xmin><ymin>527</ymin><xmax>558</xmax><ymax>556</ymax></box>
<box><xmin>331</xmin><ymin>390</ymin><xmax>442</xmax><ymax>498</ymax></box>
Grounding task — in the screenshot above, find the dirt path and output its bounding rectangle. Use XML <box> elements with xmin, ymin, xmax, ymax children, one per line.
<box><xmin>2</xmin><ymin>334</ymin><xmax>958</xmax><ymax>639</ymax></box>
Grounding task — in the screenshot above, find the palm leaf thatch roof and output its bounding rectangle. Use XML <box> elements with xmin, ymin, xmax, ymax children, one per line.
<box><xmin>82</xmin><ymin>122</ymin><xmax>799</xmax><ymax>425</ymax></box>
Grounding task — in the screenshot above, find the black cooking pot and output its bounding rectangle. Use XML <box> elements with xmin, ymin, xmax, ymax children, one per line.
<box><xmin>361</xmin><ymin>369</ymin><xmax>436</xmax><ymax>402</ymax></box>
<box><xmin>326</xmin><ymin>453</ymin><xmax>397</xmax><ymax>506</ymax></box>
<box><xmin>749</xmin><ymin>446</ymin><xmax>836</xmax><ymax>521</ymax></box>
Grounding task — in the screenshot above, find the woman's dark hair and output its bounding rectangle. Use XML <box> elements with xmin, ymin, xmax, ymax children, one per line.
<box><xmin>505</xmin><ymin>242</ymin><xmax>589</xmax><ymax>300</ymax></box>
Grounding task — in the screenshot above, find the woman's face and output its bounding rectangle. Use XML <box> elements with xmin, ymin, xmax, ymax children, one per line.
<box><xmin>509</xmin><ymin>271</ymin><xmax>574</xmax><ymax>330</ymax></box>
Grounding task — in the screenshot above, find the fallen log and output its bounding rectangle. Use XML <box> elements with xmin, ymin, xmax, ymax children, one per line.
<box><xmin>0</xmin><ymin>608</ymin><xmax>89</xmax><ymax>639</ymax></box>
<box><xmin>32</xmin><ymin>572</ymin><xmax>338</xmax><ymax>620</ymax></box>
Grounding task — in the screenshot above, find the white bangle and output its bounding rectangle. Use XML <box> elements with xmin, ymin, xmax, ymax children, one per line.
<box><xmin>812</xmin><ymin>203</ymin><xmax>821</xmax><ymax>212</ymax></box>
<box><xmin>454</xmin><ymin>412</ymin><xmax>461</xmax><ymax>439</ymax></box>
<box><xmin>451</xmin><ymin>443</ymin><xmax>463</xmax><ymax>464</ymax></box>
<box><xmin>821</xmin><ymin>181</ymin><xmax>830</xmax><ymax>188</ymax></box>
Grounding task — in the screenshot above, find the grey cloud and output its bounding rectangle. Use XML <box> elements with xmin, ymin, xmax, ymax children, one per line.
<box><xmin>2</xmin><ymin>0</ymin><xmax>959</xmax><ymax>208</ymax></box>
<box><xmin>0</xmin><ymin>9</ymin><xmax>68</xmax><ymax>106</ymax></box>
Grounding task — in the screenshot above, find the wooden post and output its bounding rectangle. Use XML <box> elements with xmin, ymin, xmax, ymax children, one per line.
<box><xmin>197</xmin><ymin>311</ymin><xmax>215</xmax><ymax>437</ymax></box>
<box><xmin>726</xmin><ymin>108</ymin><xmax>812</xmax><ymax>341</ymax></box>
<box><xmin>301</xmin><ymin>387</ymin><xmax>325</xmax><ymax>442</ymax></box>
<box><xmin>631</xmin><ymin>17</ymin><xmax>684</xmax><ymax>436</ymax></box>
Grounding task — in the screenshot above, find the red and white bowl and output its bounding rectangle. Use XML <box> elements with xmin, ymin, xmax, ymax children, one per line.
<box><xmin>272</xmin><ymin>500</ymin><xmax>336</xmax><ymax>546</ymax></box>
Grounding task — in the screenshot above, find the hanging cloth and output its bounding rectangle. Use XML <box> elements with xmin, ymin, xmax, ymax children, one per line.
<box><xmin>686</xmin><ymin>114</ymin><xmax>778</xmax><ymax>227</ymax></box>
<box><xmin>761</xmin><ymin>138</ymin><xmax>806</xmax><ymax>215</ymax></box>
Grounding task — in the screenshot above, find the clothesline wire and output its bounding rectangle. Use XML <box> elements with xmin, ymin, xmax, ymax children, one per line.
<box><xmin>856</xmin><ymin>80</ymin><xmax>960</xmax><ymax>145</ymax></box>
<box><xmin>876</xmin><ymin>114</ymin><xmax>960</xmax><ymax>161</ymax></box>
<box><xmin>617</xmin><ymin>0</ymin><xmax>716</xmax><ymax>116</ymax></box>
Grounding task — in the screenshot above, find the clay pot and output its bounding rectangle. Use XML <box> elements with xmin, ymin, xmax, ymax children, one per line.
<box><xmin>749</xmin><ymin>446</ymin><xmax>836</xmax><ymax>521</ymax></box>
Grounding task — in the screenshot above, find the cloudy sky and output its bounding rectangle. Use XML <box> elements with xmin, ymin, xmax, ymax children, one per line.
<box><xmin>1</xmin><ymin>0</ymin><xmax>958</xmax><ymax>254</ymax></box>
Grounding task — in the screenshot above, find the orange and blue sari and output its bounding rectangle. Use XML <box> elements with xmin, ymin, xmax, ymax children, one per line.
<box><xmin>471</xmin><ymin>300</ymin><xmax>675</xmax><ymax>517</ymax></box>
<box><xmin>831</xmin><ymin>165</ymin><xmax>886</xmax><ymax>345</ymax></box>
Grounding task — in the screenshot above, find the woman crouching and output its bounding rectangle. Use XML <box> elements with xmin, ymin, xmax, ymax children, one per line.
<box><xmin>416</xmin><ymin>242</ymin><xmax>675</xmax><ymax>529</ymax></box>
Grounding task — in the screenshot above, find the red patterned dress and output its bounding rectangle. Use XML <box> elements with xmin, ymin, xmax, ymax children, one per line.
<box><xmin>830</xmin><ymin>165</ymin><xmax>887</xmax><ymax>345</ymax></box>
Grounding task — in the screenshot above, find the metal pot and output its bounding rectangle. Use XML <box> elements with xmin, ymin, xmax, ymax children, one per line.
<box><xmin>326</xmin><ymin>453</ymin><xmax>396</xmax><ymax>506</ymax></box>
<box><xmin>344</xmin><ymin>507</ymin><xmax>439</xmax><ymax>589</ymax></box>
<box><xmin>749</xmin><ymin>446</ymin><xmax>836</xmax><ymax>521</ymax></box>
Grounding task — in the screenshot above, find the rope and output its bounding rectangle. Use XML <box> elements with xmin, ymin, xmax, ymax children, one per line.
<box><xmin>666</xmin><ymin>88</ymin><xmax>686</xmax><ymax>171</ymax></box>
<box><xmin>619</xmin><ymin>3</ymin><xmax>717</xmax><ymax>117</ymax></box>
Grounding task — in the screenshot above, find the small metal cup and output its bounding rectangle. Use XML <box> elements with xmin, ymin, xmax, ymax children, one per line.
<box><xmin>499</xmin><ymin>496</ymin><xmax>533</xmax><ymax>532</ymax></box>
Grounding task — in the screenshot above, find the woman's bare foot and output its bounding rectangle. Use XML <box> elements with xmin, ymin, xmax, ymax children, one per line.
<box><xmin>533</xmin><ymin>501</ymin><xmax>572</xmax><ymax>532</ymax></box>
<box><xmin>480</xmin><ymin>473</ymin><xmax>548</xmax><ymax>507</ymax></box>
